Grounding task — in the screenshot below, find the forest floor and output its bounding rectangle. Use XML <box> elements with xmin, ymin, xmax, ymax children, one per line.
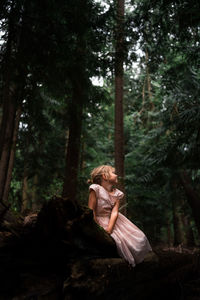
<box><xmin>0</xmin><ymin>197</ymin><xmax>200</xmax><ymax>300</ymax></box>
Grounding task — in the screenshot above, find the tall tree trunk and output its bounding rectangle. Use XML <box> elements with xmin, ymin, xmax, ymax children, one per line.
<box><xmin>139</xmin><ymin>49</ymin><xmax>154</xmax><ymax>122</ymax></box>
<box><xmin>0</xmin><ymin>93</ymin><xmax>17</xmax><ymax>202</ymax></box>
<box><xmin>139</xmin><ymin>80</ymin><xmax>146</xmax><ymax>116</ymax></box>
<box><xmin>181</xmin><ymin>214</ymin><xmax>195</xmax><ymax>247</ymax></box>
<box><xmin>145</xmin><ymin>49</ymin><xmax>154</xmax><ymax>111</ymax></box>
<box><xmin>31</xmin><ymin>174</ymin><xmax>39</xmax><ymax>211</ymax></box>
<box><xmin>0</xmin><ymin>1</ymin><xmax>14</xmax><ymax>157</ymax></box>
<box><xmin>62</xmin><ymin>18</ymin><xmax>87</xmax><ymax>202</ymax></box>
<box><xmin>166</xmin><ymin>216</ymin><xmax>173</xmax><ymax>247</ymax></box>
<box><xmin>0</xmin><ymin>12</ymin><xmax>15</xmax><ymax>191</ymax></box>
<box><xmin>0</xmin><ymin>0</ymin><xmax>27</xmax><ymax>203</ymax></box>
<box><xmin>178</xmin><ymin>191</ymin><xmax>196</xmax><ymax>247</ymax></box>
<box><xmin>114</xmin><ymin>0</ymin><xmax>126</xmax><ymax>215</ymax></box>
<box><xmin>79</xmin><ymin>140</ymin><xmax>86</xmax><ymax>172</ymax></box>
<box><xmin>171</xmin><ymin>178</ymin><xmax>184</xmax><ymax>246</ymax></box>
<box><xmin>62</xmin><ymin>83</ymin><xmax>83</xmax><ymax>202</ymax></box>
<box><xmin>179</xmin><ymin>170</ymin><xmax>200</xmax><ymax>237</ymax></box>
<box><xmin>3</xmin><ymin>107</ymin><xmax>22</xmax><ymax>203</ymax></box>
<box><xmin>21</xmin><ymin>163</ymin><xmax>29</xmax><ymax>213</ymax></box>
<box><xmin>64</xmin><ymin>130</ymin><xmax>69</xmax><ymax>156</ymax></box>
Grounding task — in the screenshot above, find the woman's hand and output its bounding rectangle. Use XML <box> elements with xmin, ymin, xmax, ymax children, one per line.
<box><xmin>105</xmin><ymin>227</ymin><xmax>112</xmax><ymax>234</ymax></box>
<box><xmin>105</xmin><ymin>198</ymin><xmax>119</xmax><ymax>235</ymax></box>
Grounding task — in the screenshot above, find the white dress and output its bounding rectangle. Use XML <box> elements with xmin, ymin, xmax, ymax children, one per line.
<box><xmin>89</xmin><ymin>183</ymin><xmax>152</xmax><ymax>267</ymax></box>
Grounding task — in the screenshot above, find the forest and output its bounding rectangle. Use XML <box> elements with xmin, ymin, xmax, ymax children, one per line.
<box><xmin>0</xmin><ymin>0</ymin><xmax>200</xmax><ymax>299</ymax></box>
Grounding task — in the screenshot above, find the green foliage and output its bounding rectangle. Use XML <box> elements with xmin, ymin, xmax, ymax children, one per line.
<box><xmin>1</xmin><ymin>0</ymin><xmax>200</xmax><ymax>246</ymax></box>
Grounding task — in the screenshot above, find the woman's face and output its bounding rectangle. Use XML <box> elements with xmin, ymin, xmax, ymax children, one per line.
<box><xmin>108</xmin><ymin>170</ymin><xmax>118</xmax><ymax>184</ymax></box>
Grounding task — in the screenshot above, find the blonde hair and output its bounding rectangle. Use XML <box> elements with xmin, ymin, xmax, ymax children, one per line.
<box><xmin>90</xmin><ymin>165</ymin><xmax>115</xmax><ymax>185</ymax></box>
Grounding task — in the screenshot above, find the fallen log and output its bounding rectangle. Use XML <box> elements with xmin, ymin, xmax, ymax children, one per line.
<box><xmin>0</xmin><ymin>195</ymin><xmax>118</xmax><ymax>299</ymax></box>
<box><xmin>0</xmin><ymin>195</ymin><xmax>199</xmax><ymax>300</ymax></box>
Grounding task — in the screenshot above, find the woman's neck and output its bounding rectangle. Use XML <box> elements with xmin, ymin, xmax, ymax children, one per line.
<box><xmin>101</xmin><ymin>181</ymin><xmax>113</xmax><ymax>192</ymax></box>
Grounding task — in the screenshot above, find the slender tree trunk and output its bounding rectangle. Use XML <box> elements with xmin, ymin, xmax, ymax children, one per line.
<box><xmin>139</xmin><ymin>50</ymin><xmax>154</xmax><ymax>123</ymax></box>
<box><xmin>171</xmin><ymin>179</ymin><xmax>184</xmax><ymax>246</ymax></box>
<box><xmin>178</xmin><ymin>191</ymin><xmax>196</xmax><ymax>247</ymax></box>
<box><xmin>0</xmin><ymin>10</ymin><xmax>13</xmax><ymax>157</ymax></box>
<box><xmin>64</xmin><ymin>130</ymin><xmax>69</xmax><ymax>156</ymax></box>
<box><xmin>3</xmin><ymin>107</ymin><xmax>22</xmax><ymax>203</ymax></box>
<box><xmin>172</xmin><ymin>202</ymin><xmax>182</xmax><ymax>246</ymax></box>
<box><xmin>21</xmin><ymin>123</ymin><xmax>31</xmax><ymax>213</ymax></box>
<box><xmin>0</xmin><ymin>0</ymin><xmax>17</xmax><ymax>157</ymax></box>
<box><xmin>114</xmin><ymin>0</ymin><xmax>126</xmax><ymax>215</ymax></box>
<box><xmin>0</xmin><ymin>0</ymin><xmax>27</xmax><ymax>203</ymax></box>
<box><xmin>79</xmin><ymin>140</ymin><xmax>86</xmax><ymax>172</ymax></box>
<box><xmin>181</xmin><ymin>214</ymin><xmax>195</xmax><ymax>247</ymax></box>
<box><xmin>139</xmin><ymin>80</ymin><xmax>146</xmax><ymax>116</ymax></box>
<box><xmin>62</xmin><ymin>22</ymin><xmax>87</xmax><ymax>202</ymax></box>
<box><xmin>62</xmin><ymin>83</ymin><xmax>83</xmax><ymax>202</ymax></box>
<box><xmin>31</xmin><ymin>174</ymin><xmax>39</xmax><ymax>211</ymax></box>
<box><xmin>0</xmin><ymin>93</ymin><xmax>17</xmax><ymax>201</ymax></box>
<box><xmin>167</xmin><ymin>217</ymin><xmax>173</xmax><ymax>247</ymax></box>
<box><xmin>145</xmin><ymin>49</ymin><xmax>154</xmax><ymax>111</ymax></box>
<box><xmin>179</xmin><ymin>170</ymin><xmax>200</xmax><ymax>237</ymax></box>
<box><xmin>21</xmin><ymin>163</ymin><xmax>29</xmax><ymax>213</ymax></box>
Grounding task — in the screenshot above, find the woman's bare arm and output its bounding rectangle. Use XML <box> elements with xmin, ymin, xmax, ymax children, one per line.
<box><xmin>88</xmin><ymin>190</ymin><xmax>97</xmax><ymax>223</ymax></box>
<box><xmin>106</xmin><ymin>199</ymin><xmax>119</xmax><ymax>234</ymax></box>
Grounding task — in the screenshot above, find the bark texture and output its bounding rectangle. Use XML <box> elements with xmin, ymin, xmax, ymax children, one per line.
<box><xmin>0</xmin><ymin>1</ymin><xmax>27</xmax><ymax>203</ymax></box>
<box><xmin>21</xmin><ymin>163</ymin><xmax>29</xmax><ymax>213</ymax></box>
<box><xmin>62</xmin><ymin>83</ymin><xmax>83</xmax><ymax>201</ymax></box>
<box><xmin>179</xmin><ymin>170</ymin><xmax>200</xmax><ymax>237</ymax></box>
<box><xmin>114</xmin><ymin>0</ymin><xmax>126</xmax><ymax>215</ymax></box>
<box><xmin>62</xmin><ymin>32</ymin><xmax>86</xmax><ymax>202</ymax></box>
<box><xmin>3</xmin><ymin>107</ymin><xmax>22</xmax><ymax>203</ymax></box>
<box><xmin>0</xmin><ymin>94</ymin><xmax>17</xmax><ymax>201</ymax></box>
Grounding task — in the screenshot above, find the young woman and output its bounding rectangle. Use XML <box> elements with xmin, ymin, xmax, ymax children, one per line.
<box><xmin>88</xmin><ymin>165</ymin><xmax>152</xmax><ymax>267</ymax></box>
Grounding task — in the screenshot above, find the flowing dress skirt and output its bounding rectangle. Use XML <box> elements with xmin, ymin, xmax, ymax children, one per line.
<box><xmin>96</xmin><ymin>212</ymin><xmax>152</xmax><ymax>267</ymax></box>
